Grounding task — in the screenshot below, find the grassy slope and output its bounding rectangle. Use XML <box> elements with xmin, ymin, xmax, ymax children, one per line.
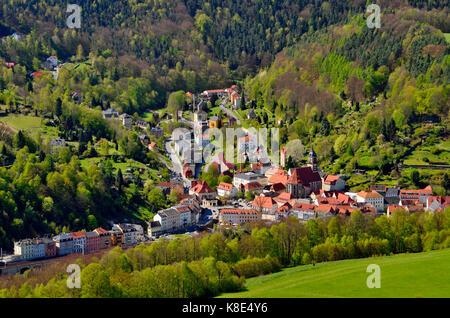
<box><xmin>218</xmin><ymin>248</ymin><xmax>450</xmax><ymax>298</ymax></box>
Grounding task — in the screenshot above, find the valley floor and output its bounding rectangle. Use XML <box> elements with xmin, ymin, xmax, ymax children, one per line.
<box><xmin>218</xmin><ymin>248</ymin><xmax>450</xmax><ymax>298</ymax></box>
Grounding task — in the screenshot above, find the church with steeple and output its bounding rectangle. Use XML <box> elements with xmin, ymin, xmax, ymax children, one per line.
<box><xmin>286</xmin><ymin>148</ymin><xmax>322</xmax><ymax>198</ymax></box>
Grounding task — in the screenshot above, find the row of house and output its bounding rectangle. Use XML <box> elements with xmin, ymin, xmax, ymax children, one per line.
<box><xmin>148</xmin><ymin>195</ymin><xmax>202</xmax><ymax>237</ymax></box>
<box><xmin>13</xmin><ymin>224</ymin><xmax>144</xmax><ymax>262</ymax></box>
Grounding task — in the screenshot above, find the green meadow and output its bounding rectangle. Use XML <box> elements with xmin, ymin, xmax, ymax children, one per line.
<box><xmin>218</xmin><ymin>248</ymin><xmax>450</xmax><ymax>298</ymax></box>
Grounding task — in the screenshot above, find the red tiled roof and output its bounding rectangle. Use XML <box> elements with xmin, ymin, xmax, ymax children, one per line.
<box><xmin>324</xmin><ymin>174</ymin><xmax>339</xmax><ymax>185</ymax></box>
<box><xmin>275</xmin><ymin>192</ymin><xmax>294</xmax><ymax>204</ymax></box>
<box><xmin>293</xmin><ymin>203</ymin><xmax>316</xmax><ymax>212</ymax></box>
<box><xmin>95</xmin><ymin>227</ymin><xmax>108</xmax><ymax>235</ymax></box>
<box><xmin>32</xmin><ymin>71</ymin><xmax>44</xmax><ymax>78</ymax></box>
<box><xmin>252</xmin><ymin>196</ymin><xmax>276</xmax><ymax>209</ymax></box>
<box><xmin>244</xmin><ymin>182</ymin><xmax>263</xmax><ymax>191</ymax></box>
<box><xmin>427</xmin><ymin>196</ymin><xmax>450</xmax><ymax>207</ymax></box>
<box><xmin>268</xmin><ymin>173</ymin><xmax>288</xmax><ymax>185</ymax></box>
<box><xmin>277</xmin><ymin>202</ymin><xmax>292</xmax><ymax>213</ymax></box>
<box><xmin>191</xmin><ymin>180</ymin><xmax>215</xmax><ymax>194</ymax></box>
<box><xmin>400</xmin><ymin>185</ymin><xmax>433</xmax><ymax>196</ymax></box>
<box><xmin>220</xmin><ymin>209</ymin><xmax>259</xmax><ymax>215</ymax></box>
<box><xmin>270</xmin><ymin>182</ymin><xmax>286</xmax><ymax>192</ymax></box>
<box><xmin>287</xmin><ymin>167</ymin><xmax>321</xmax><ymax>185</ymax></box>
<box><xmin>70</xmin><ymin>231</ymin><xmax>85</xmax><ymax>239</ymax></box>
<box><xmin>357</xmin><ymin>190</ymin><xmax>384</xmax><ymax>199</ymax></box>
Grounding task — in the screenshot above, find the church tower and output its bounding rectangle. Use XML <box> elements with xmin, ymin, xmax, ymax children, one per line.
<box><xmin>307</xmin><ymin>147</ymin><xmax>318</xmax><ymax>172</ymax></box>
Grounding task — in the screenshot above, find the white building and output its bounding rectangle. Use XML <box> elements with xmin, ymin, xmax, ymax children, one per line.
<box><xmin>114</xmin><ymin>224</ymin><xmax>139</xmax><ymax>246</ymax></box>
<box><xmin>119</xmin><ymin>113</ymin><xmax>132</xmax><ymax>129</ymax></box>
<box><xmin>219</xmin><ymin>209</ymin><xmax>261</xmax><ymax>225</ymax></box>
<box><xmin>154</xmin><ymin>208</ymin><xmax>180</xmax><ymax>233</ymax></box>
<box><xmin>356</xmin><ymin>191</ymin><xmax>384</xmax><ymax>212</ymax></box>
<box><xmin>322</xmin><ymin>174</ymin><xmax>346</xmax><ymax>191</ymax></box>
<box><xmin>217</xmin><ymin>182</ymin><xmax>238</xmax><ymax>198</ymax></box>
<box><xmin>14</xmin><ymin>239</ymin><xmax>36</xmax><ymax>261</ymax></box>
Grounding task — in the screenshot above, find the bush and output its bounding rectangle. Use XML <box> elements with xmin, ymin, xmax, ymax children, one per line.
<box><xmin>233</xmin><ymin>256</ymin><xmax>281</xmax><ymax>278</ymax></box>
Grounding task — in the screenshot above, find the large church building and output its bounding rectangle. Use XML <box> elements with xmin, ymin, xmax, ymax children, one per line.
<box><xmin>286</xmin><ymin>148</ymin><xmax>322</xmax><ymax>198</ymax></box>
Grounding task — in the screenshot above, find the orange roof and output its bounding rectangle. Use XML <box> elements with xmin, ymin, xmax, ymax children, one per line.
<box><xmin>277</xmin><ymin>202</ymin><xmax>292</xmax><ymax>213</ymax></box>
<box><xmin>94</xmin><ymin>227</ymin><xmax>108</xmax><ymax>235</ymax></box>
<box><xmin>357</xmin><ymin>191</ymin><xmax>384</xmax><ymax>199</ymax></box>
<box><xmin>400</xmin><ymin>185</ymin><xmax>433</xmax><ymax>196</ymax></box>
<box><xmin>191</xmin><ymin>180</ymin><xmax>215</xmax><ymax>194</ymax></box>
<box><xmin>217</xmin><ymin>182</ymin><xmax>234</xmax><ymax>191</ymax></box>
<box><xmin>268</xmin><ymin>173</ymin><xmax>288</xmax><ymax>185</ymax></box>
<box><xmin>244</xmin><ymin>182</ymin><xmax>263</xmax><ymax>191</ymax></box>
<box><xmin>252</xmin><ymin>196</ymin><xmax>276</xmax><ymax>209</ymax></box>
<box><xmin>275</xmin><ymin>192</ymin><xmax>294</xmax><ymax>203</ymax></box>
<box><xmin>70</xmin><ymin>232</ymin><xmax>85</xmax><ymax>239</ymax></box>
<box><xmin>293</xmin><ymin>203</ymin><xmax>316</xmax><ymax>211</ymax></box>
<box><xmin>324</xmin><ymin>174</ymin><xmax>340</xmax><ymax>185</ymax></box>
<box><xmin>265</xmin><ymin>167</ymin><xmax>286</xmax><ymax>176</ymax></box>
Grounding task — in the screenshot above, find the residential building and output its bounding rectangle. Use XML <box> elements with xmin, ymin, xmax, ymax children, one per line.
<box><xmin>233</xmin><ymin>172</ymin><xmax>267</xmax><ymax>188</ymax></box>
<box><xmin>53</xmin><ymin>233</ymin><xmax>74</xmax><ymax>256</ymax></box>
<box><xmin>154</xmin><ymin>208</ymin><xmax>180</xmax><ymax>233</ymax></box>
<box><xmin>41</xmin><ymin>237</ymin><xmax>57</xmax><ymax>258</ymax></box>
<box><xmin>151</xmin><ymin>127</ymin><xmax>164</xmax><ymax>139</ymax></box>
<box><xmin>85</xmin><ymin>231</ymin><xmax>100</xmax><ymax>253</ymax></box>
<box><xmin>50</xmin><ymin>138</ymin><xmax>66</xmax><ymax>154</ymax></box>
<box><xmin>102</xmin><ymin>108</ymin><xmax>119</xmax><ymax>119</ymax></box>
<box><xmin>119</xmin><ymin>113</ymin><xmax>132</xmax><ymax>129</ymax></box>
<box><xmin>209</xmin><ymin>116</ymin><xmax>219</xmax><ymax>128</ymax></box>
<box><xmin>322</xmin><ymin>174</ymin><xmax>346</xmax><ymax>191</ymax></box>
<box><xmin>189</xmin><ymin>180</ymin><xmax>216</xmax><ymax>200</ymax></box>
<box><xmin>114</xmin><ymin>224</ymin><xmax>139</xmax><ymax>247</ymax></box>
<box><xmin>400</xmin><ymin>186</ymin><xmax>433</xmax><ymax>204</ymax></box>
<box><xmin>136</xmin><ymin>120</ymin><xmax>149</xmax><ymax>129</ymax></box>
<box><xmin>275</xmin><ymin>192</ymin><xmax>295</xmax><ymax>206</ymax></box>
<box><xmin>291</xmin><ymin>203</ymin><xmax>316</xmax><ymax>221</ymax></box>
<box><xmin>243</xmin><ymin>181</ymin><xmax>264</xmax><ymax>194</ymax></box>
<box><xmin>109</xmin><ymin>227</ymin><xmax>123</xmax><ymax>246</ymax></box>
<box><xmin>148</xmin><ymin>221</ymin><xmax>163</xmax><ymax>237</ymax></box>
<box><xmin>94</xmin><ymin>227</ymin><xmax>111</xmax><ymax>249</ymax></box>
<box><xmin>426</xmin><ymin>196</ymin><xmax>450</xmax><ymax>213</ymax></box>
<box><xmin>14</xmin><ymin>239</ymin><xmax>37</xmax><ymax>261</ymax></box>
<box><xmin>219</xmin><ymin>209</ymin><xmax>261</xmax><ymax>225</ymax></box>
<box><xmin>385</xmin><ymin>187</ymin><xmax>401</xmax><ymax>206</ymax></box>
<box><xmin>356</xmin><ymin>191</ymin><xmax>385</xmax><ymax>212</ymax></box>
<box><xmin>217</xmin><ymin>182</ymin><xmax>238</xmax><ymax>198</ymax></box>
<box><xmin>70</xmin><ymin>232</ymin><xmax>86</xmax><ymax>254</ymax></box>
<box><xmin>252</xmin><ymin>195</ymin><xmax>278</xmax><ymax>216</ymax></box>
<box><xmin>176</xmin><ymin>205</ymin><xmax>192</xmax><ymax>228</ymax></box>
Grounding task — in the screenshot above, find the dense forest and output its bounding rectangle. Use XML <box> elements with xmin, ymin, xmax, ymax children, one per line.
<box><xmin>1</xmin><ymin>208</ymin><xmax>449</xmax><ymax>297</ymax></box>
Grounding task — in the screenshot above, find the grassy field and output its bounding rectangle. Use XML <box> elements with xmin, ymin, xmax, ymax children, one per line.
<box><xmin>0</xmin><ymin>114</ymin><xmax>60</xmax><ymax>138</ymax></box>
<box><xmin>218</xmin><ymin>248</ymin><xmax>450</xmax><ymax>298</ymax></box>
<box><xmin>445</xmin><ymin>33</ymin><xmax>450</xmax><ymax>44</ymax></box>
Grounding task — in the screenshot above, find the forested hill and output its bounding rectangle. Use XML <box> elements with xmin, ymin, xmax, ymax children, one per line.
<box><xmin>1</xmin><ymin>0</ymin><xmax>449</xmax><ymax>102</ymax></box>
<box><xmin>244</xmin><ymin>10</ymin><xmax>449</xmax><ymax>190</ymax></box>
